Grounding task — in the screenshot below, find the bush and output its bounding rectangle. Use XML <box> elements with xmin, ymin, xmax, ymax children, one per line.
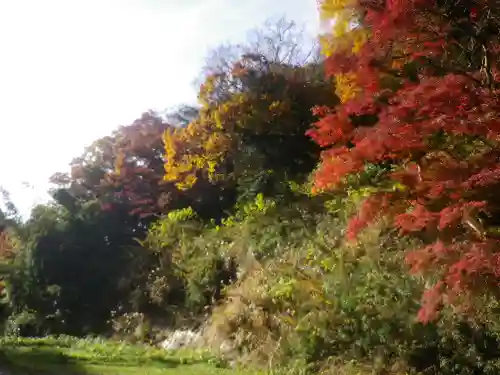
<box><xmin>4</xmin><ymin>309</ymin><xmax>40</xmax><ymax>337</ymax></box>
<box><xmin>95</xmin><ymin>191</ymin><xmax>500</xmax><ymax>374</ymax></box>
<box><xmin>134</xmin><ymin>207</ymin><xmax>238</xmax><ymax>325</ymax></box>
<box><xmin>199</xmin><ymin>197</ymin><xmax>500</xmax><ymax>374</ymax></box>
<box><xmin>109</xmin><ymin>311</ymin><xmax>152</xmax><ymax>343</ymax></box>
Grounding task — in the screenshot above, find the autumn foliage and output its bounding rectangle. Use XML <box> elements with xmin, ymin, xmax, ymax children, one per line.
<box><xmin>164</xmin><ymin>53</ymin><xmax>337</xmax><ymax>196</ymax></box>
<box><xmin>10</xmin><ymin>13</ymin><xmax>500</xmax><ymax>373</ymax></box>
<box><xmin>311</xmin><ymin>0</ymin><xmax>500</xmax><ymax>321</ymax></box>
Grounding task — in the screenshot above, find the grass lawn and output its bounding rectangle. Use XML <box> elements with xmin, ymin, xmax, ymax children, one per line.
<box><xmin>0</xmin><ymin>336</ymin><xmax>261</xmax><ymax>375</ymax></box>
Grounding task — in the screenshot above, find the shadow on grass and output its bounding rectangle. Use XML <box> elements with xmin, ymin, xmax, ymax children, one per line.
<box><xmin>0</xmin><ymin>345</ymin><xmax>92</xmax><ymax>375</ymax></box>
<box><xmin>0</xmin><ymin>345</ymin><xmax>207</xmax><ymax>374</ymax></box>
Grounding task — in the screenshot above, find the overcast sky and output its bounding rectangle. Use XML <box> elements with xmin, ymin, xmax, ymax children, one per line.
<box><xmin>0</xmin><ymin>0</ymin><xmax>320</xmax><ymax>217</ymax></box>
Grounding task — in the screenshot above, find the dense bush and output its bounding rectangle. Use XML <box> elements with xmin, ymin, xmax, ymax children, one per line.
<box><xmin>195</xmin><ymin>196</ymin><xmax>500</xmax><ymax>374</ymax></box>
<box><xmin>2</xmin><ymin>201</ymin><xmax>142</xmax><ymax>337</ymax></box>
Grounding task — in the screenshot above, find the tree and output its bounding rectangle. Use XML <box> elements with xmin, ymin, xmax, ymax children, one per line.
<box><xmin>0</xmin><ymin>187</ymin><xmax>20</xmax><ymax>265</ymax></box>
<box><xmin>196</xmin><ymin>16</ymin><xmax>321</xmax><ymax>105</ymax></box>
<box><xmin>164</xmin><ymin>19</ymin><xmax>338</xmax><ymax>203</ymax></box>
<box><xmin>310</xmin><ymin>0</ymin><xmax>500</xmax><ymax>322</ymax></box>
<box><xmin>165</xmin><ymin>57</ymin><xmax>337</xmax><ymax>201</ymax></box>
<box><xmin>51</xmin><ymin>111</ymin><xmax>235</xmax><ymax>222</ymax></box>
<box><xmin>164</xmin><ymin>105</ymin><xmax>200</xmax><ymax>128</ymax></box>
<box><xmin>6</xmin><ymin>200</ymin><xmax>145</xmax><ymax>336</ymax></box>
<box><xmin>50</xmin><ymin>112</ymin><xmax>170</xmax><ymax>218</ymax></box>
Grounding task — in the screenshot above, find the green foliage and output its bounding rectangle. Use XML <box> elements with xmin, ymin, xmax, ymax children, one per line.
<box><xmin>136</xmin><ymin>208</ymin><xmax>237</xmax><ymax>320</ymax></box>
<box><xmin>4</xmin><ymin>309</ymin><xmax>39</xmax><ymax>337</ymax></box>
<box><xmin>201</xmin><ymin>196</ymin><xmax>500</xmax><ymax>374</ymax></box>
<box><xmin>109</xmin><ymin>311</ymin><xmax>152</xmax><ymax>343</ymax></box>
<box><xmin>5</xmin><ymin>200</ymin><xmax>144</xmax><ymax>336</ymax></box>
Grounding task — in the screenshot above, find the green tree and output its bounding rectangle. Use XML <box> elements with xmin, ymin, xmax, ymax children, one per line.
<box><xmin>6</xmin><ymin>200</ymin><xmax>142</xmax><ymax>336</ymax></box>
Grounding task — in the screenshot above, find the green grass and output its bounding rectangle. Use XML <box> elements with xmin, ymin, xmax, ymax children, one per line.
<box><xmin>0</xmin><ymin>336</ymin><xmax>261</xmax><ymax>375</ymax></box>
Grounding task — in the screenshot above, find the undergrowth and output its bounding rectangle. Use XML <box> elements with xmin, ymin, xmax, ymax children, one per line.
<box><xmin>141</xmin><ymin>194</ymin><xmax>500</xmax><ymax>375</ymax></box>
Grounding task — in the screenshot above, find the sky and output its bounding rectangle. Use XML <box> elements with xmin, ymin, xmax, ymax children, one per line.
<box><xmin>0</xmin><ymin>0</ymin><xmax>320</xmax><ymax>218</ymax></box>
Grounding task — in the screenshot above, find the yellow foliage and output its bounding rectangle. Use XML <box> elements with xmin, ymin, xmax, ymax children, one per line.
<box><xmin>318</xmin><ymin>0</ymin><xmax>369</xmax><ymax>102</ymax></box>
<box><xmin>162</xmin><ymin>69</ymin><xmax>280</xmax><ymax>189</ymax></box>
<box><xmin>213</xmin><ymin>110</ymin><xmax>223</xmax><ymax>129</ymax></box>
<box><xmin>114</xmin><ymin>151</ymin><xmax>125</xmax><ymax>176</ymax></box>
<box><xmin>0</xmin><ymin>229</ymin><xmax>19</xmax><ymax>259</ymax></box>
<box><xmin>162</xmin><ymin>115</ymin><xmax>231</xmax><ymax>190</ymax></box>
<box><xmin>332</xmin><ymin>17</ymin><xmax>352</xmax><ymax>38</ymax></box>
<box><xmin>351</xmin><ymin>28</ymin><xmax>369</xmax><ymax>54</ymax></box>
<box><xmin>335</xmin><ymin>72</ymin><xmax>361</xmax><ymax>102</ymax></box>
<box><xmin>320</xmin><ymin>0</ymin><xmax>356</xmax><ymax>19</ymax></box>
<box><xmin>162</xmin><ymin>61</ymin><xmax>327</xmax><ymax>190</ymax></box>
<box><xmin>319</xmin><ymin>0</ymin><xmax>362</xmax><ymax>54</ymax></box>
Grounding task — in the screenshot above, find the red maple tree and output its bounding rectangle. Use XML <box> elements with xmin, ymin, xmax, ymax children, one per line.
<box><xmin>311</xmin><ymin>0</ymin><xmax>500</xmax><ymax>321</ymax></box>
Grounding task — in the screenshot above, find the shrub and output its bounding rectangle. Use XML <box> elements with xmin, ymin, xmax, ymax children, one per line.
<box><xmin>202</xmin><ymin>197</ymin><xmax>500</xmax><ymax>374</ymax></box>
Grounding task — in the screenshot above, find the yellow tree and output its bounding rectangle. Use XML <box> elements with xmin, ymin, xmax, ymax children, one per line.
<box><xmin>163</xmin><ymin>54</ymin><xmax>338</xmax><ymax>194</ymax></box>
